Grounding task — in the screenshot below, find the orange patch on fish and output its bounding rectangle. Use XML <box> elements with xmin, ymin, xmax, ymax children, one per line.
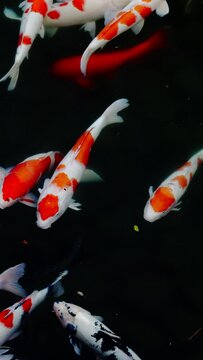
<box><xmin>52</xmin><ymin>172</ymin><xmax>71</xmax><ymax>188</ymax></box>
<box><xmin>2</xmin><ymin>157</ymin><xmax>51</xmax><ymax>201</ymax></box>
<box><xmin>31</xmin><ymin>0</ymin><xmax>48</xmax><ymax>16</ymax></box>
<box><xmin>0</xmin><ymin>309</ymin><xmax>14</xmax><ymax>328</ymax></box>
<box><xmin>60</xmin><ymin>1</ymin><xmax>68</xmax><ymax>5</ymax></box>
<box><xmin>72</xmin><ymin>0</ymin><xmax>85</xmax><ymax>11</ymax></box>
<box><xmin>120</xmin><ymin>11</ymin><xmax>136</xmax><ymax>27</ymax></box>
<box><xmin>47</xmin><ymin>10</ymin><xmax>60</xmax><ymax>19</ymax></box>
<box><xmin>134</xmin><ymin>5</ymin><xmax>152</xmax><ymax>18</ymax></box>
<box><xmin>72</xmin><ymin>131</ymin><xmax>94</xmax><ymax>166</ymax></box>
<box><xmin>71</xmin><ymin>178</ymin><xmax>78</xmax><ymax>192</ymax></box>
<box><xmin>22</xmin><ymin>35</ymin><xmax>32</xmax><ymax>45</ymax></box>
<box><xmin>57</xmin><ymin>164</ymin><xmax>66</xmax><ymax>170</ymax></box>
<box><xmin>150</xmin><ymin>186</ymin><xmax>175</xmax><ymax>212</ymax></box>
<box><xmin>172</xmin><ymin>175</ymin><xmax>188</xmax><ymax>189</ymax></box>
<box><xmin>197</xmin><ymin>158</ymin><xmax>203</xmax><ymax>166</ymax></box>
<box><xmin>18</xmin><ymin>34</ymin><xmax>23</xmax><ymax>46</ymax></box>
<box><xmin>178</xmin><ymin>161</ymin><xmax>191</xmax><ymax>171</ymax></box>
<box><xmin>97</xmin><ymin>20</ymin><xmax>119</xmax><ymax>41</ymax></box>
<box><xmin>38</xmin><ymin>194</ymin><xmax>59</xmax><ymax>220</ymax></box>
<box><xmin>22</xmin><ymin>298</ymin><xmax>32</xmax><ymax>313</ymax></box>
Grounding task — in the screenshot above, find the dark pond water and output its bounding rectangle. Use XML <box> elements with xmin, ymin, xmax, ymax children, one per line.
<box><xmin>0</xmin><ymin>0</ymin><xmax>203</xmax><ymax>359</ymax></box>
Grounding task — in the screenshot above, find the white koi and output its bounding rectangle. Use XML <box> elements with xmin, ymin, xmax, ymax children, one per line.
<box><xmin>54</xmin><ymin>302</ymin><xmax>141</xmax><ymax>360</ymax></box>
<box><xmin>144</xmin><ymin>149</ymin><xmax>203</xmax><ymax>222</ymax></box>
<box><xmin>36</xmin><ymin>98</ymin><xmax>129</xmax><ymax>229</ymax></box>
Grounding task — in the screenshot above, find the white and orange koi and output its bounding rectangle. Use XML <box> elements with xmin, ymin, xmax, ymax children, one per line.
<box><xmin>0</xmin><ymin>0</ymin><xmax>53</xmax><ymax>90</ymax></box>
<box><xmin>0</xmin><ymin>270</ymin><xmax>67</xmax><ymax>346</ymax></box>
<box><xmin>144</xmin><ymin>149</ymin><xmax>203</xmax><ymax>222</ymax></box>
<box><xmin>43</xmin><ymin>0</ymin><xmax>130</xmax><ymax>37</ymax></box>
<box><xmin>0</xmin><ymin>263</ymin><xmax>27</xmax><ymax>298</ymax></box>
<box><xmin>0</xmin><ymin>151</ymin><xmax>63</xmax><ymax>209</ymax></box>
<box><xmin>36</xmin><ymin>98</ymin><xmax>129</xmax><ymax>229</ymax></box>
<box><xmin>80</xmin><ymin>0</ymin><xmax>169</xmax><ymax>75</ymax></box>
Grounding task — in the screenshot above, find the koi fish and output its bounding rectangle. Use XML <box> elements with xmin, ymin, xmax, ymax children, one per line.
<box><xmin>143</xmin><ymin>149</ymin><xmax>203</xmax><ymax>222</ymax></box>
<box><xmin>0</xmin><ymin>347</ymin><xmax>18</xmax><ymax>360</ymax></box>
<box><xmin>50</xmin><ymin>30</ymin><xmax>167</xmax><ymax>88</ymax></box>
<box><xmin>36</xmin><ymin>99</ymin><xmax>129</xmax><ymax>229</ymax></box>
<box><xmin>0</xmin><ymin>270</ymin><xmax>68</xmax><ymax>347</ymax></box>
<box><xmin>54</xmin><ymin>302</ymin><xmax>141</xmax><ymax>360</ymax></box>
<box><xmin>0</xmin><ymin>0</ymin><xmax>54</xmax><ymax>90</ymax></box>
<box><xmin>43</xmin><ymin>0</ymin><xmax>130</xmax><ymax>37</ymax></box>
<box><xmin>0</xmin><ymin>151</ymin><xmax>63</xmax><ymax>209</ymax></box>
<box><xmin>80</xmin><ymin>0</ymin><xmax>169</xmax><ymax>75</ymax></box>
<box><xmin>0</xmin><ymin>263</ymin><xmax>27</xmax><ymax>298</ymax></box>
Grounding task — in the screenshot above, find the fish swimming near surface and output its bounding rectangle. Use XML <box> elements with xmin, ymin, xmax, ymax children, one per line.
<box><xmin>36</xmin><ymin>98</ymin><xmax>129</xmax><ymax>229</ymax></box>
<box><xmin>80</xmin><ymin>0</ymin><xmax>169</xmax><ymax>75</ymax></box>
<box><xmin>144</xmin><ymin>149</ymin><xmax>203</xmax><ymax>222</ymax></box>
<box><xmin>0</xmin><ymin>151</ymin><xmax>63</xmax><ymax>209</ymax></box>
<box><xmin>0</xmin><ymin>263</ymin><xmax>27</xmax><ymax>298</ymax></box>
<box><xmin>0</xmin><ymin>270</ymin><xmax>68</xmax><ymax>347</ymax></box>
<box><xmin>50</xmin><ymin>30</ymin><xmax>167</xmax><ymax>88</ymax></box>
<box><xmin>0</xmin><ymin>0</ymin><xmax>54</xmax><ymax>90</ymax></box>
<box><xmin>54</xmin><ymin>302</ymin><xmax>141</xmax><ymax>360</ymax></box>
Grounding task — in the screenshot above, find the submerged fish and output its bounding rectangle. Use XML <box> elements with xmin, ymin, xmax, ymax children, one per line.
<box><xmin>0</xmin><ymin>270</ymin><xmax>67</xmax><ymax>347</ymax></box>
<box><xmin>144</xmin><ymin>149</ymin><xmax>203</xmax><ymax>222</ymax></box>
<box><xmin>0</xmin><ymin>151</ymin><xmax>62</xmax><ymax>209</ymax></box>
<box><xmin>54</xmin><ymin>302</ymin><xmax>141</xmax><ymax>360</ymax></box>
<box><xmin>0</xmin><ymin>263</ymin><xmax>27</xmax><ymax>298</ymax></box>
<box><xmin>80</xmin><ymin>0</ymin><xmax>169</xmax><ymax>75</ymax></box>
<box><xmin>0</xmin><ymin>0</ymin><xmax>53</xmax><ymax>90</ymax></box>
<box><xmin>50</xmin><ymin>30</ymin><xmax>167</xmax><ymax>88</ymax></box>
<box><xmin>36</xmin><ymin>99</ymin><xmax>129</xmax><ymax>229</ymax></box>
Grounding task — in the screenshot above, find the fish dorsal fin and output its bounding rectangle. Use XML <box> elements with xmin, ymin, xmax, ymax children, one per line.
<box><xmin>80</xmin><ymin>21</ymin><xmax>96</xmax><ymax>39</ymax></box>
<box><xmin>93</xmin><ymin>315</ymin><xmax>104</xmax><ymax>322</ymax></box>
<box><xmin>131</xmin><ymin>19</ymin><xmax>145</xmax><ymax>35</ymax></box>
<box><xmin>148</xmin><ymin>186</ymin><xmax>153</xmax><ymax>197</ymax></box>
<box><xmin>156</xmin><ymin>0</ymin><xmax>169</xmax><ymax>17</ymax></box>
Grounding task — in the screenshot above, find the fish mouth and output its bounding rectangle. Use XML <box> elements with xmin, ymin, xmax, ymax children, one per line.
<box><xmin>36</xmin><ymin>218</ymin><xmax>52</xmax><ymax>230</ymax></box>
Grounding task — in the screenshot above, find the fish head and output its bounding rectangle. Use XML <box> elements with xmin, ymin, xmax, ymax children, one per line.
<box><xmin>143</xmin><ymin>201</ymin><xmax>161</xmax><ymax>222</ymax></box>
<box><xmin>53</xmin><ymin>302</ymin><xmax>90</xmax><ymax>330</ymax></box>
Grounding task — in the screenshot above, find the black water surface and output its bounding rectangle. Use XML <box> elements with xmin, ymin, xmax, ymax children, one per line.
<box><xmin>0</xmin><ymin>0</ymin><xmax>203</xmax><ymax>359</ymax></box>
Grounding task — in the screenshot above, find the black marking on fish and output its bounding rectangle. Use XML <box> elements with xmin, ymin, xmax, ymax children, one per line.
<box><xmin>66</xmin><ymin>323</ymin><xmax>77</xmax><ymax>335</ymax></box>
<box><xmin>91</xmin><ymin>323</ymin><xmax>132</xmax><ymax>358</ymax></box>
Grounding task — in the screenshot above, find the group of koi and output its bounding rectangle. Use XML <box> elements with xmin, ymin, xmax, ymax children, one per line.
<box><xmin>0</xmin><ymin>0</ymin><xmax>200</xmax><ymax>359</ymax></box>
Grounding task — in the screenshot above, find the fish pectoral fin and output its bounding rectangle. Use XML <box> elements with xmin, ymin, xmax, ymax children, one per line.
<box><xmin>19</xmin><ymin>193</ymin><xmax>38</xmax><ymax>207</ymax></box>
<box><xmin>3</xmin><ymin>7</ymin><xmax>21</xmax><ymax>21</ymax></box>
<box><xmin>45</xmin><ymin>27</ymin><xmax>58</xmax><ymax>38</ymax></box>
<box><xmin>80</xmin><ymin>21</ymin><xmax>96</xmax><ymax>39</ymax></box>
<box><xmin>38</xmin><ymin>24</ymin><xmax>45</xmax><ymax>38</ymax></box>
<box><xmin>156</xmin><ymin>0</ymin><xmax>169</xmax><ymax>17</ymax></box>
<box><xmin>7</xmin><ymin>330</ymin><xmax>22</xmax><ymax>341</ymax></box>
<box><xmin>0</xmin><ymin>346</ymin><xmax>17</xmax><ymax>360</ymax></box>
<box><xmin>171</xmin><ymin>201</ymin><xmax>182</xmax><ymax>212</ymax></box>
<box><xmin>69</xmin><ymin>199</ymin><xmax>82</xmax><ymax>211</ymax></box>
<box><xmin>81</xmin><ymin>169</ymin><xmax>102</xmax><ymax>183</ymax></box>
<box><xmin>131</xmin><ymin>19</ymin><xmax>145</xmax><ymax>35</ymax></box>
<box><xmin>148</xmin><ymin>186</ymin><xmax>153</xmax><ymax>196</ymax></box>
<box><xmin>69</xmin><ymin>335</ymin><xmax>82</xmax><ymax>356</ymax></box>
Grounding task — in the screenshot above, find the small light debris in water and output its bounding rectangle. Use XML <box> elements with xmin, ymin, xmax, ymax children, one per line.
<box><xmin>134</xmin><ymin>225</ymin><xmax>139</xmax><ymax>232</ymax></box>
<box><xmin>77</xmin><ymin>291</ymin><xmax>85</xmax><ymax>297</ymax></box>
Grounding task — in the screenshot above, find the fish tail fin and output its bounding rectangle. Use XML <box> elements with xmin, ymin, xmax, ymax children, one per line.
<box><xmin>80</xmin><ymin>38</ymin><xmax>106</xmax><ymax>76</ymax></box>
<box><xmin>0</xmin><ymin>263</ymin><xmax>27</xmax><ymax>297</ymax></box>
<box><xmin>101</xmin><ymin>98</ymin><xmax>129</xmax><ymax>127</ymax></box>
<box><xmin>49</xmin><ymin>270</ymin><xmax>68</xmax><ymax>298</ymax></box>
<box><xmin>0</xmin><ymin>62</ymin><xmax>20</xmax><ymax>91</ymax></box>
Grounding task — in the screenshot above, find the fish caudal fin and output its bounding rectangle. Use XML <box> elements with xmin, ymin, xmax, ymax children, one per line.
<box><xmin>0</xmin><ymin>263</ymin><xmax>27</xmax><ymax>297</ymax></box>
<box><xmin>49</xmin><ymin>270</ymin><xmax>68</xmax><ymax>298</ymax></box>
<box><xmin>0</xmin><ymin>347</ymin><xmax>18</xmax><ymax>360</ymax></box>
<box><xmin>0</xmin><ymin>63</ymin><xmax>20</xmax><ymax>91</ymax></box>
<box><xmin>101</xmin><ymin>98</ymin><xmax>129</xmax><ymax>127</ymax></box>
<box><xmin>80</xmin><ymin>37</ymin><xmax>106</xmax><ymax>76</ymax></box>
